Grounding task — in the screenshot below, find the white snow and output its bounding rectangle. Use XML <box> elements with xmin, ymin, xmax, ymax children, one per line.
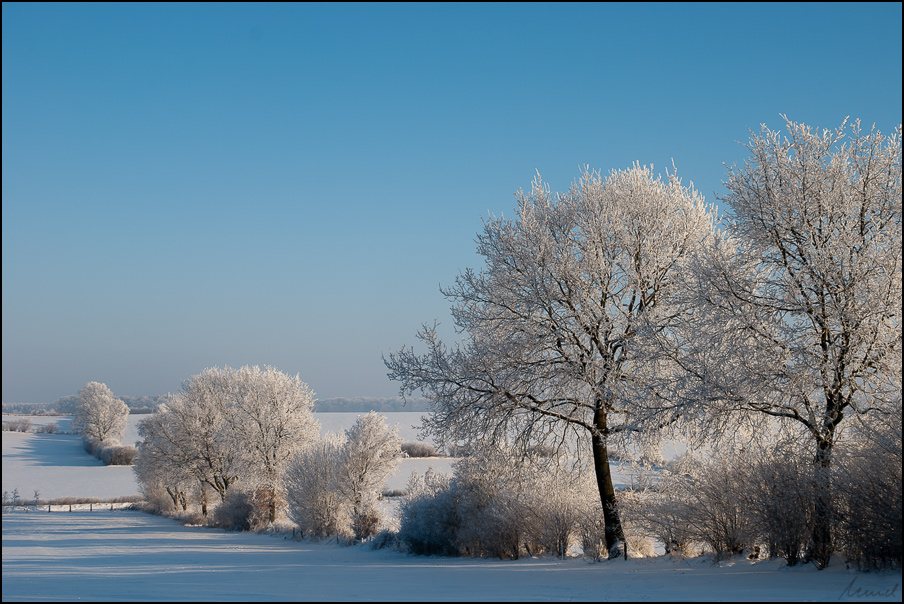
<box><xmin>3</xmin><ymin>413</ymin><xmax>901</xmax><ymax>602</ymax></box>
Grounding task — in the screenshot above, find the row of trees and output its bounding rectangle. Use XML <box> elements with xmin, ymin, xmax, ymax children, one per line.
<box><xmin>135</xmin><ymin>365</ymin><xmax>319</xmax><ymax>522</ymax></box>
<box><xmin>133</xmin><ymin>366</ymin><xmax>404</xmax><ymax>536</ymax></box>
<box><xmin>385</xmin><ymin>117</ymin><xmax>902</xmax><ymax>567</ymax></box>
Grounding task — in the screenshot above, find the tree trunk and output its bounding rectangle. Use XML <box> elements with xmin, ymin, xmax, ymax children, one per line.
<box><xmin>592</xmin><ymin>405</ymin><xmax>626</xmax><ymax>558</ymax></box>
<box><xmin>808</xmin><ymin>438</ymin><xmax>834</xmax><ymax>568</ymax></box>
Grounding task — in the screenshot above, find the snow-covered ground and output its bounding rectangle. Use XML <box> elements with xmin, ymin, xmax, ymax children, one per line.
<box><xmin>3</xmin><ymin>510</ymin><xmax>900</xmax><ymax>602</ymax></box>
<box><xmin>3</xmin><ymin>412</ymin><xmax>901</xmax><ymax>601</ymax></box>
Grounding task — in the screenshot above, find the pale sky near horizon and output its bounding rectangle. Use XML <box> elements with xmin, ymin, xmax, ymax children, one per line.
<box><xmin>3</xmin><ymin>2</ymin><xmax>901</xmax><ymax>404</ymax></box>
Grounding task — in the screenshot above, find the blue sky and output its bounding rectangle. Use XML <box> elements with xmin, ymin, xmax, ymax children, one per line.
<box><xmin>3</xmin><ymin>2</ymin><xmax>901</xmax><ymax>404</ymax></box>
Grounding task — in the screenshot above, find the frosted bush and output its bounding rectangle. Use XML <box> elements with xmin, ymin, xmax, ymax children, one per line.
<box><xmin>285</xmin><ymin>437</ymin><xmax>348</xmax><ymax>539</ymax></box>
<box><xmin>397</xmin><ymin>468</ymin><xmax>459</xmax><ymax>556</ymax></box>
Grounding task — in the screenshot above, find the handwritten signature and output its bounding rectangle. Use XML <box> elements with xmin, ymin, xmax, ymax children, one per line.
<box><xmin>840</xmin><ymin>577</ymin><xmax>900</xmax><ymax>600</ymax></box>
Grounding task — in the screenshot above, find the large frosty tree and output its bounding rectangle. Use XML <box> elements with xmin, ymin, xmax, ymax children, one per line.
<box><xmin>385</xmin><ymin>165</ymin><xmax>716</xmax><ymax>557</ymax></box>
<box><xmin>72</xmin><ymin>381</ymin><xmax>129</xmax><ymax>443</ymax></box>
<box><xmin>136</xmin><ymin>365</ymin><xmax>319</xmax><ymax>521</ymax></box>
<box><xmin>227</xmin><ymin>365</ymin><xmax>320</xmax><ymax>523</ymax></box>
<box><xmin>137</xmin><ymin>368</ymin><xmax>244</xmax><ymax>514</ymax></box>
<box><xmin>667</xmin><ymin>118</ymin><xmax>902</xmax><ymax>567</ymax></box>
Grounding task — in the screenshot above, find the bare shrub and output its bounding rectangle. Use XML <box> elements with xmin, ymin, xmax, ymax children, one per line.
<box><xmin>140</xmin><ymin>482</ymin><xmax>183</xmax><ymax>514</ymax></box>
<box><xmin>369</xmin><ymin>528</ymin><xmax>400</xmax><ymax>550</ymax></box>
<box><xmin>104</xmin><ymin>445</ymin><xmax>137</xmax><ymax>466</ymax></box>
<box><xmin>655</xmin><ymin>453</ymin><xmax>753</xmax><ymax>560</ymax></box>
<box><xmin>399</xmin><ymin>446</ymin><xmax>612</xmax><ymax>561</ymax></box>
<box><xmin>248</xmin><ymin>487</ymin><xmax>284</xmax><ymax>531</ymax></box>
<box><xmin>452</xmin><ymin>446</ymin><xmax>542</xmax><ymax>559</ymax></box>
<box><xmin>209</xmin><ymin>488</ymin><xmax>255</xmax><ymax>531</ymax></box>
<box><xmin>83</xmin><ymin>437</ymin><xmax>136</xmax><ymax>466</ymax></box>
<box><xmin>577</xmin><ymin>505</ymin><xmax>608</xmax><ymax>562</ymax></box>
<box><xmin>531</xmin><ymin>467</ymin><xmax>591</xmax><ymax>559</ymax></box>
<box><xmin>34</xmin><ymin>422</ymin><xmax>59</xmax><ymax>434</ymax></box>
<box><xmin>285</xmin><ymin>437</ymin><xmax>348</xmax><ymax>539</ymax></box>
<box><xmin>5</xmin><ymin>418</ymin><xmax>33</xmax><ymax>432</ymax></box>
<box><xmin>401</xmin><ymin>442</ymin><xmax>438</xmax><ymax>458</ymax></box>
<box><xmin>834</xmin><ymin>409</ymin><xmax>902</xmax><ymax>570</ymax></box>
<box><xmin>339</xmin><ymin>412</ymin><xmax>403</xmax><ymax>540</ymax></box>
<box><xmin>351</xmin><ymin>504</ymin><xmax>382</xmax><ymax>541</ymax></box>
<box><xmin>741</xmin><ymin>443</ymin><xmax>814</xmax><ymax>565</ymax></box>
<box><xmin>624</xmin><ymin>483</ymin><xmax>697</xmax><ymax>557</ymax></box>
<box><xmin>287</xmin><ymin>414</ymin><xmax>402</xmax><ymax>541</ymax></box>
<box><xmin>397</xmin><ymin>468</ymin><xmax>460</xmax><ymax>556</ymax></box>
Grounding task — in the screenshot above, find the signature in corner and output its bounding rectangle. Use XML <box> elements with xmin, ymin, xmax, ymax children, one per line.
<box><xmin>840</xmin><ymin>577</ymin><xmax>900</xmax><ymax>600</ymax></box>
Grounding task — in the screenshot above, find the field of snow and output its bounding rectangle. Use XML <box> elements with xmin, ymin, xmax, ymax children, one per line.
<box><xmin>3</xmin><ymin>509</ymin><xmax>901</xmax><ymax>602</ymax></box>
<box><xmin>3</xmin><ymin>412</ymin><xmax>901</xmax><ymax>601</ymax></box>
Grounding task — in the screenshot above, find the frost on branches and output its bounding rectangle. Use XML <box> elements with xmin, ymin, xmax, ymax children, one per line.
<box><xmin>135</xmin><ymin>365</ymin><xmax>319</xmax><ymax>522</ymax></box>
<box><xmin>385</xmin><ymin>164</ymin><xmax>717</xmax><ymax>557</ymax></box>
<box><xmin>72</xmin><ymin>381</ymin><xmax>129</xmax><ymax>443</ymax></box>
<box><xmin>661</xmin><ymin>117</ymin><xmax>902</xmax><ymax>568</ymax></box>
<box><xmin>285</xmin><ymin>411</ymin><xmax>403</xmax><ymax>541</ymax></box>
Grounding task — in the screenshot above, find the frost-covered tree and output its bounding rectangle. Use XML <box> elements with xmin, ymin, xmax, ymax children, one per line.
<box><xmin>136</xmin><ymin>374</ymin><xmax>243</xmax><ymax>514</ymax></box>
<box><xmin>664</xmin><ymin>118</ymin><xmax>902</xmax><ymax>567</ymax></box>
<box><xmin>136</xmin><ymin>366</ymin><xmax>319</xmax><ymax>522</ymax></box>
<box><xmin>338</xmin><ymin>411</ymin><xmax>403</xmax><ymax>539</ymax></box>
<box><xmin>285</xmin><ymin>413</ymin><xmax>402</xmax><ymax>540</ymax></box>
<box><xmin>72</xmin><ymin>381</ymin><xmax>129</xmax><ymax>443</ymax></box>
<box><xmin>133</xmin><ymin>434</ymin><xmax>195</xmax><ymax>512</ymax></box>
<box><xmin>226</xmin><ymin>365</ymin><xmax>319</xmax><ymax>523</ymax></box>
<box><xmin>385</xmin><ymin>165</ymin><xmax>717</xmax><ymax>557</ymax></box>
<box><xmin>285</xmin><ymin>436</ymin><xmax>347</xmax><ymax>538</ymax></box>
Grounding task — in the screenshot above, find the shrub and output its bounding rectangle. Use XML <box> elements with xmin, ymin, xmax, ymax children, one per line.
<box><xmin>104</xmin><ymin>445</ymin><xmax>137</xmax><ymax>466</ymax></box>
<box><xmin>577</xmin><ymin>503</ymin><xmax>608</xmax><ymax>562</ymax></box>
<box><xmin>338</xmin><ymin>412</ymin><xmax>403</xmax><ymax>540</ymax></box>
<box><xmin>401</xmin><ymin>442</ymin><xmax>438</xmax><ymax>458</ymax></box>
<box><xmin>682</xmin><ymin>455</ymin><xmax>755</xmax><ymax>558</ymax></box>
<box><xmin>285</xmin><ymin>437</ymin><xmax>349</xmax><ymax>539</ymax></box>
<box><xmin>34</xmin><ymin>422</ymin><xmax>59</xmax><ymax>434</ymax></box>
<box><xmin>741</xmin><ymin>444</ymin><xmax>814</xmax><ymax>565</ymax></box>
<box><xmin>623</xmin><ymin>481</ymin><xmax>697</xmax><ymax>558</ymax></box>
<box><xmin>4</xmin><ymin>418</ymin><xmax>33</xmax><ymax>432</ymax></box>
<box><xmin>370</xmin><ymin>528</ymin><xmax>400</xmax><ymax>550</ymax></box>
<box><xmin>834</xmin><ymin>409</ymin><xmax>902</xmax><ymax>570</ymax></box>
<box><xmin>398</xmin><ymin>446</ymin><xmax>598</xmax><ymax>560</ymax></box>
<box><xmin>209</xmin><ymin>488</ymin><xmax>255</xmax><ymax>531</ymax></box>
<box><xmin>397</xmin><ymin>468</ymin><xmax>460</xmax><ymax>556</ymax></box>
<box><xmin>351</xmin><ymin>503</ymin><xmax>382</xmax><ymax>541</ymax></box>
<box><xmin>83</xmin><ymin>437</ymin><xmax>136</xmax><ymax>465</ymax></box>
<box><xmin>451</xmin><ymin>446</ymin><xmax>542</xmax><ymax>559</ymax></box>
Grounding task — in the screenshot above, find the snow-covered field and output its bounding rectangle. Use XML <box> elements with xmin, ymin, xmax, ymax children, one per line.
<box><xmin>2</xmin><ymin>412</ymin><xmax>901</xmax><ymax>601</ymax></box>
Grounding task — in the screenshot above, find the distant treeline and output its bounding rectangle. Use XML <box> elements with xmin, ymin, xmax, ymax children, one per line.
<box><xmin>312</xmin><ymin>397</ymin><xmax>432</xmax><ymax>412</ymax></box>
<box><xmin>3</xmin><ymin>395</ymin><xmax>167</xmax><ymax>415</ymax></box>
<box><xmin>4</xmin><ymin>395</ymin><xmax>431</xmax><ymax>415</ymax></box>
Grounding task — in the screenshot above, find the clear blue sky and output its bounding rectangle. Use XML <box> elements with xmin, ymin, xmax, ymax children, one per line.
<box><xmin>3</xmin><ymin>2</ymin><xmax>902</xmax><ymax>404</ymax></box>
